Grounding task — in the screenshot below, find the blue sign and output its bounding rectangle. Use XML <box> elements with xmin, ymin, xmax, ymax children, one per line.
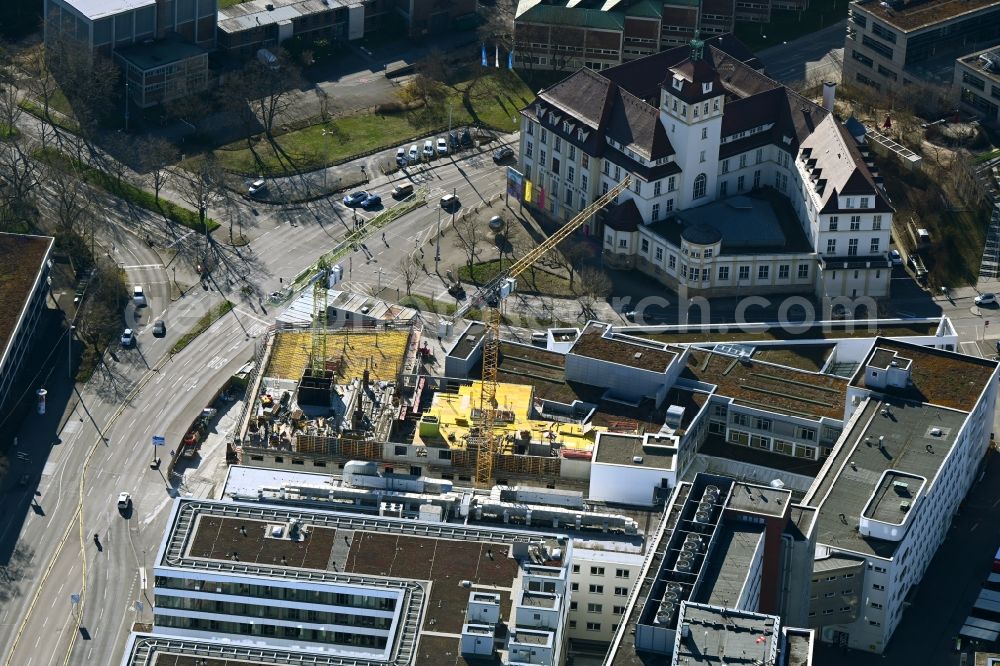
<box><xmin>152</xmin><ymin>435</ymin><xmax>166</xmax><ymax>446</ymax></box>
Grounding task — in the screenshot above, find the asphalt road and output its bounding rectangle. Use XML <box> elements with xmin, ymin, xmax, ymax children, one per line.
<box><xmin>0</xmin><ymin>121</ymin><xmax>523</xmax><ymax>666</ymax></box>
<box><xmin>757</xmin><ymin>19</ymin><xmax>847</xmax><ymax>85</ymax></box>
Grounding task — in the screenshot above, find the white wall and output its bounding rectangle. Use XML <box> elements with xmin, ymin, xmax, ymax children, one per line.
<box><xmin>588</xmin><ymin>462</ymin><xmax>675</xmax><ymax>506</ymax></box>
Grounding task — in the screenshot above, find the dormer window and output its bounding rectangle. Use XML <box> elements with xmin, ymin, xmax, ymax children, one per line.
<box><xmin>672</xmin><ymin>76</ymin><xmax>683</xmax><ymax>91</ymax></box>
<box><xmin>702</xmin><ymin>82</ymin><xmax>712</xmax><ymax>94</ymax></box>
<box><xmin>535</xmin><ymin>106</ymin><xmax>544</xmax><ymax>118</ymax></box>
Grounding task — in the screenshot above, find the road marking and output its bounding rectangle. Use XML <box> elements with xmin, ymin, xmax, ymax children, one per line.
<box><xmin>206</xmin><ymin>355</ymin><xmax>228</xmax><ymax>370</ymax></box>
<box><xmin>120</xmin><ymin>264</ymin><xmax>164</xmax><ymax>270</ymax></box>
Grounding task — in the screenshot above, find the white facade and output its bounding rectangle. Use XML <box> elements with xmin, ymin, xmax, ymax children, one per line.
<box><xmin>567</xmin><ymin>549</ymin><xmax>646</xmax><ymax>644</ymax></box>
<box><xmin>519</xmin><ymin>46</ymin><xmax>894</xmax><ymax>302</ymax></box>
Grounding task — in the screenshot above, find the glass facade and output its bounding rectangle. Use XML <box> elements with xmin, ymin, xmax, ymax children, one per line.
<box><xmin>155</xmin><ymin>614</ymin><xmax>389</xmax><ymax>649</ymax></box>
<box><xmin>154</xmin><ymin>576</ymin><xmax>397</xmax><ymax>612</ymax></box>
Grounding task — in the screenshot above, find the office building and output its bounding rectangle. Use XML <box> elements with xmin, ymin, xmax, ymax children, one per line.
<box><xmin>0</xmin><ymin>234</ymin><xmax>54</xmax><ymax>418</ymax></box>
<box><xmin>954</xmin><ymin>46</ymin><xmax>1000</xmax><ymax>124</ymax></box>
<box><xmin>801</xmin><ymin>340</ymin><xmax>999</xmax><ymax>652</ymax></box>
<box><xmin>843</xmin><ymin>0</ymin><xmax>1000</xmax><ymax>92</ymax></box>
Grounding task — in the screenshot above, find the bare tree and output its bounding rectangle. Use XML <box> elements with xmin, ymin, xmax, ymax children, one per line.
<box><xmin>0</xmin><ymin>141</ymin><xmax>39</xmax><ymax>228</ymax></box>
<box><xmin>399</xmin><ymin>255</ymin><xmax>421</xmax><ymax>296</ymax></box>
<box><xmin>45</xmin><ymin>32</ymin><xmax>119</xmax><ymax>131</ymax></box>
<box><xmin>453</xmin><ymin>214</ymin><xmax>485</xmax><ymax>274</ymax></box>
<box><xmin>0</xmin><ymin>82</ymin><xmax>21</xmax><ymax>137</ymax></box>
<box><xmin>76</xmin><ymin>256</ymin><xmax>128</xmax><ymax>356</ymax></box>
<box><xmin>138</xmin><ymin>137</ymin><xmax>179</xmax><ymax>203</ymax></box>
<box><xmin>176</xmin><ymin>158</ymin><xmax>223</xmax><ymax>234</ymax></box>
<box><xmin>575</xmin><ymin>266</ymin><xmax>611</xmax><ymax>316</ymax></box>
<box><xmin>545</xmin><ymin>236</ymin><xmax>593</xmax><ymax>289</ymax></box>
<box><xmin>46</xmin><ymin>163</ymin><xmax>90</xmax><ymax>233</ymax></box>
<box><xmin>224</xmin><ymin>51</ymin><xmax>305</xmax><ymax>139</ymax></box>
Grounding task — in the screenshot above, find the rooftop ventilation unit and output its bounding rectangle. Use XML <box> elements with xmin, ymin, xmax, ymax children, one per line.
<box><xmin>704</xmin><ymin>485</ymin><xmax>720</xmax><ymax>502</ymax></box>
<box><xmin>656</xmin><ymin>600</ymin><xmax>675</xmax><ymax>624</ymax></box>
<box><xmin>694</xmin><ymin>508</ymin><xmax>711</xmax><ymax>523</ymax></box>
<box><xmin>900</xmin><ymin>500</ymin><xmax>911</xmax><ymax>512</ymax></box>
<box><xmin>675</xmin><ymin>554</ymin><xmax>694</xmax><ymax>573</ymax></box>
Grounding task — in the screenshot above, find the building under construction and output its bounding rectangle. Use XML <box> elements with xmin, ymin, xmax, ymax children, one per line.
<box><xmin>233</xmin><ymin>323</ymin><xmax>424</xmax><ymax>464</ymax></box>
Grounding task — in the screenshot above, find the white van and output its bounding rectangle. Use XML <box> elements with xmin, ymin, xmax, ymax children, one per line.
<box><xmin>440</xmin><ymin>193</ymin><xmax>459</xmax><ymax>210</ymax></box>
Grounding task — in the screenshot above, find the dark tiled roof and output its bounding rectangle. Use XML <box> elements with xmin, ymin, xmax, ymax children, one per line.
<box><xmin>603</xmin><ymin>198</ymin><xmax>644</xmax><ymax>231</ymax></box>
<box><xmin>665</xmin><ymin>57</ymin><xmax>724</xmax><ymax>104</ymax></box>
<box><xmin>606</xmin><ymin>88</ymin><xmax>674</xmax><ymax>161</ymax></box>
<box><xmin>537</xmin><ymin>67</ymin><xmax>613</xmax><ymax>129</ymax></box>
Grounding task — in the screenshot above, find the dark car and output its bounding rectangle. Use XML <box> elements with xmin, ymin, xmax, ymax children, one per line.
<box><xmin>493</xmin><ymin>147</ymin><xmax>514</xmax><ymax>163</ymax></box>
<box><xmin>449</xmin><ymin>131</ymin><xmax>460</xmax><ymax>150</ymax></box>
<box><xmin>152</xmin><ymin>319</ymin><xmax>166</xmax><ymax>337</ymax></box>
<box><xmin>361</xmin><ymin>194</ymin><xmax>382</xmax><ymax>209</ymax></box>
<box><xmin>343</xmin><ymin>191</ymin><xmax>369</xmax><ymax>207</ymax></box>
<box><xmin>460</xmin><ymin>130</ymin><xmax>473</xmax><ymax>148</ymax></box>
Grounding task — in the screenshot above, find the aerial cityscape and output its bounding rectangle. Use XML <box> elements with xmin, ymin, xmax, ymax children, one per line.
<box><xmin>0</xmin><ymin>0</ymin><xmax>998</xmax><ymax>664</ymax></box>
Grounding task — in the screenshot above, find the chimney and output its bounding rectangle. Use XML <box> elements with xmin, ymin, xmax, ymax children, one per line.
<box><xmin>822</xmin><ymin>81</ymin><xmax>836</xmax><ymax>113</ymax></box>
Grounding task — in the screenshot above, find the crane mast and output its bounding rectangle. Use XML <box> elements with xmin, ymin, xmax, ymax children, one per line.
<box><xmin>456</xmin><ymin>175</ymin><xmax>633</xmax><ymax>487</ymax></box>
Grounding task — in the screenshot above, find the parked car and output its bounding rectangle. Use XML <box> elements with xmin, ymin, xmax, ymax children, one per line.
<box><xmin>460</xmin><ymin>130</ymin><xmax>473</xmax><ymax>147</ymax></box>
<box><xmin>120</xmin><ymin>328</ymin><xmax>135</xmax><ymax>347</ymax></box>
<box><xmin>396</xmin><ymin>147</ymin><xmax>406</xmax><ymax>166</ymax></box>
<box><xmin>248</xmin><ymin>179</ymin><xmax>267</xmax><ymax>196</ymax></box>
<box><xmin>975</xmin><ymin>293</ymin><xmax>997</xmax><ymax>306</ymax></box>
<box><xmin>423</xmin><ymin>139</ymin><xmax>435</xmax><ymax>159</ymax></box>
<box><xmin>440</xmin><ymin>193</ymin><xmax>459</xmax><ymax>211</ymax></box>
<box><xmin>436</xmin><ymin>137</ymin><xmax>449</xmax><ymax>156</ymax></box>
<box><xmin>132</xmin><ymin>285</ymin><xmax>146</xmax><ymax>306</ymax></box>
<box><xmin>152</xmin><ymin>320</ymin><xmax>166</xmax><ymax>337</ymax></box>
<box><xmin>117</xmin><ymin>492</ymin><xmax>131</xmax><ymax>510</ymax></box>
<box><xmin>493</xmin><ymin>147</ymin><xmax>514</xmax><ymax>163</ymax></box>
<box><xmin>343</xmin><ymin>191</ymin><xmax>369</xmax><ymax>207</ymax></box>
<box><xmin>392</xmin><ymin>183</ymin><xmax>414</xmax><ymax>199</ymax></box>
<box><xmin>889</xmin><ymin>249</ymin><xmax>902</xmax><ymax>266</ymax></box>
<box><xmin>408</xmin><ymin>144</ymin><xmax>420</xmax><ymax>162</ymax></box>
<box><xmin>449</xmin><ymin>131</ymin><xmax>461</xmax><ymax>150</ymax></box>
<box><xmin>361</xmin><ymin>194</ymin><xmax>382</xmax><ymax>209</ymax></box>
<box><xmin>488</xmin><ymin>215</ymin><xmax>504</xmax><ymax>231</ymax></box>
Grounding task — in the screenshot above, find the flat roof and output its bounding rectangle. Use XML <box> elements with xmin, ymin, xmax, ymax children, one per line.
<box><xmin>812</xmin><ymin>555</ymin><xmax>865</xmax><ymax>573</ymax></box>
<box><xmin>648</xmin><ymin>188</ymin><xmax>814</xmax><ymax>255</ymax></box>
<box><xmin>0</xmin><ymin>234</ymin><xmax>52</xmax><ymax>375</ymax></box>
<box><xmin>451</xmin><ymin>322</ymin><xmax>485</xmax><ymax>359</ymax></box>
<box><xmin>114</xmin><ymin>40</ymin><xmax>206</xmax><ymax>70</ymax></box>
<box><xmin>699</xmin><ymin>433</ymin><xmax>826</xmax><ymax>478</ymax></box>
<box><xmin>218</xmin><ymin>0</ymin><xmax>350</xmax><ymax>34</ymax></box>
<box><xmin>806</xmin><ymin>398</ymin><xmax>968</xmax><ymax>558</ymax></box>
<box><xmin>682</xmin><ymin>349</ymin><xmax>847</xmax><ymax>420</ymax></box>
<box><xmin>628</xmin><ymin>319</ymin><xmax>941</xmax><ymax>343</ymax></box>
<box><xmin>594</xmin><ymin>432</ymin><xmax>676</xmax><ymax>469</ymax></box>
<box><xmin>751</xmin><ymin>344</ymin><xmax>834</xmax><ymax>373</ymax></box>
<box><xmin>726</xmin><ymin>482</ymin><xmax>792</xmax><ymax>518</ymax></box>
<box><xmin>570</xmin><ymin>323</ymin><xmax>679</xmax><ymax>373</ymax></box>
<box><xmin>185</xmin><ymin>513</ymin><xmax>520</xmax><ymax>634</ymax></box>
<box><xmin>674</xmin><ymin>602</ymin><xmax>779</xmax><ymax>666</ymax></box>
<box><xmin>695</xmin><ymin>523</ymin><xmax>765</xmax><ymax>608</ymax></box>
<box><xmin>61</xmin><ymin>0</ymin><xmax>155</xmax><ymax>20</ymax></box>
<box><xmin>958</xmin><ymin>47</ymin><xmax>1000</xmax><ymax>84</ymax></box>
<box><xmin>852</xmin><ymin>0</ymin><xmax>1000</xmax><ymax>32</ymax></box>
<box><xmin>863</xmin><ymin>471</ymin><xmax>925</xmax><ymax>525</ymax></box>
<box><xmin>852</xmin><ymin>338</ymin><xmax>997</xmax><ymax>412</ymax></box>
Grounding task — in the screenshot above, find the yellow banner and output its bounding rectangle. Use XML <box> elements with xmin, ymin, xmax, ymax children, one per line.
<box><xmin>524</xmin><ymin>180</ymin><xmax>533</xmax><ymax>203</ymax></box>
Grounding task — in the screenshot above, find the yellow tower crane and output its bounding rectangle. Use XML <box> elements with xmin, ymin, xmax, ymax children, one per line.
<box><xmin>454</xmin><ymin>175</ymin><xmax>632</xmax><ymax>486</ymax></box>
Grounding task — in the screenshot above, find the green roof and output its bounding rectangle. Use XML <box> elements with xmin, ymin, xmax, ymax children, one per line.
<box><xmin>518</xmin><ymin>3</ymin><xmax>626</xmax><ymax>30</ymax></box>
<box><xmin>625</xmin><ymin>0</ymin><xmax>662</xmax><ymax>18</ymax></box>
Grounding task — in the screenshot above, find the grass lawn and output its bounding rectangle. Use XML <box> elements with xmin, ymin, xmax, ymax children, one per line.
<box><xmin>0</xmin><ymin>123</ymin><xmax>15</xmax><ymax>138</ymax></box>
<box><xmin>735</xmin><ymin>0</ymin><xmax>846</xmax><ymax>51</ymax></box>
<box><xmin>973</xmin><ymin>147</ymin><xmax>1000</xmax><ymax>164</ymax></box>
<box><xmin>219</xmin><ymin>0</ymin><xmax>244</xmax><ymax>6</ymax></box>
<box><xmin>458</xmin><ymin>259</ymin><xmax>575</xmax><ymax>297</ymax></box>
<box><xmin>19</xmin><ymin>99</ymin><xmax>81</xmax><ymax>134</ymax></box>
<box><xmin>209</xmin><ymin>70</ymin><xmax>533</xmax><ymax>177</ymax></box>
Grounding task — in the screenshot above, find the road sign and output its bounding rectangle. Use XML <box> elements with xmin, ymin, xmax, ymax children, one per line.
<box><xmin>152</xmin><ymin>435</ymin><xmax>166</xmax><ymax>446</ymax></box>
<box><xmin>70</xmin><ymin>594</ymin><xmax>80</xmax><ymax>604</ymax></box>
<box><xmin>134</xmin><ymin>601</ymin><xmax>144</xmax><ymax>613</ymax></box>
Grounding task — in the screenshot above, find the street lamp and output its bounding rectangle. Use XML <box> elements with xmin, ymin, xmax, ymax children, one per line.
<box><xmin>377</xmin><ymin>268</ymin><xmax>383</xmax><ymax>296</ymax></box>
<box><xmin>435</xmin><ymin>207</ymin><xmax>442</xmax><ymax>268</ymax></box>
